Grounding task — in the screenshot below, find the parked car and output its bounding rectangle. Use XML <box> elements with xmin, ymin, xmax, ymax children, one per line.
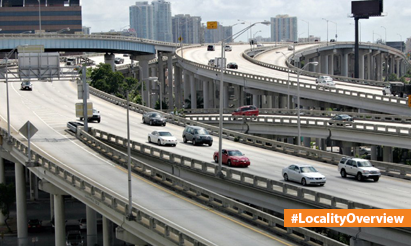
<box><xmin>207</xmin><ymin>45</ymin><xmax>215</xmax><ymax>51</ymax></box>
<box><xmin>213</xmin><ymin>149</ymin><xmax>250</xmax><ymax>167</ymax></box>
<box><xmin>28</xmin><ymin>219</ymin><xmax>42</xmax><ymax>231</ymax></box>
<box><xmin>231</xmin><ymin>105</ymin><xmax>259</xmax><ymax>117</ymax></box>
<box><xmin>80</xmin><ymin>109</ymin><xmax>101</xmax><ymax>123</ymax></box>
<box><xmin>338</xmin><ymin>157</ymin><xmax>381</xmax><ymax>182</ymax></box>
<box><xmin>328</xmin><ymin>114</ymin><xmax>354</xmax><ymax>126</ymax></box>
<box><xmin>148</xmin><ymin>130</ymin><xmax>177</xmax><ymax>146</ymax></box>
<box><xmin>114</xmin><ymin>57</ymin><xmax>124</xmax><ymax>64</ymax></box>
<box><xmin>78</xmin><ymin>218</ymin><xmax>86</xmax><ymax>230</ymax></box>
<box><xmin>224</xmin><ymin>45</ymin><xmax>232</xmax><ymax>51</ymax></box>
<box><xmin>256</xmin><ymin>43</ymin><xmax>263</xmax><ymax>47</ymax></box>
<box><xmin>21</xmin><ymin>80</ymin><xmax>32</xmax><ymax>90</ymax></box>
<box><xmin>67</xmin><ymin>121</ymin><xmax>84</xmax><ymax>133</ymax></box>
<box><xmin>227</xmin><ymin>62</ymin><xmax>238</xmax><ymax>69</ymax></box>
<box><xmin>316</xmin><ymin>75</ymin><xmax>335</xmax><ymax>89</ymax></box>
<box><xmin>282</xmin><ymin>164</ymin><xmax>326</xmax><ymax>186</ymax></box>
<box><xmin>66</xmin><ymin>230</ymin><xmax>84</xmax><ymax>246</ymax></box>
<box><xmin>208</xmin><ymin>59</ymin><xmax>216</xmax><ymax>67</ymax></box>
<box><xmin>142</xmin><ymin>112</ymin><xmax>166</xmax><ymax>126</ymax></box>
<box><xmin>182</xmin><ymin>125</ymin><xmax>213</xmax><ymax>146</ymax></box>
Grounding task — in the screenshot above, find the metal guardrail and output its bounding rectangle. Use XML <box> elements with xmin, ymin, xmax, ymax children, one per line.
<box><xmin>89</xmin><ymin>86</ymin><xmax>411</xmax><ymax>181</ymax></box>
<box><xmin>176</xmin><ymin>48</ymin><xmax>409</xmax><ymax>109</ymax></box>
<box><xmin>80</xmin><ymin>128</ymin><xmax>345</xmax><ymax>246</ymax></box>
<box><xmin>0</xmin><ymin>128</ymin><xmax>211</xmax><ymax>246</ymax></box>
<box><xmin>183</xmin><ymin>108</ymin><xmax>411</xmax><ymax>124</ymax></box>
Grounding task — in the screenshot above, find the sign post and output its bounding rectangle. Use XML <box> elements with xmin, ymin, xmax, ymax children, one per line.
<box><xmin>19</xmin><ymin>121</ymin><xmax>38</xmax><ymax>167</ymax></box>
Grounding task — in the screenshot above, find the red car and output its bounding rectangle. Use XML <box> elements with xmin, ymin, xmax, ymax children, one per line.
<box><xmin>213</xmin><ymin>149</ymin><xmax>250</xmax><ymax>167</ymax></box>
<box><xmin>231</xmin><ymin>105</ymin><xmax>259</xmax><ymax>116</ymax></box>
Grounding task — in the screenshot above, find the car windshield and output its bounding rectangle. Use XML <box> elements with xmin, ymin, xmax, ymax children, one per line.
<box><xmin>300</xmin><ymin>166</ymin><xmax>318</xmax><ymax>173</ymax></box>
<box><xmin>67</xmin><ymin>234</ymin><xmax>81</xmax><ymax>241</ymax></box>
<box><xmin>22</xmin><ymin>81</ymin><xmax>31</xmax><ymax>85</ymax></box>
<box><xmin>228</xmin><ymin>150</ymin><xmax>243</xmax><ymax>156</ymax></box>
<box><xmin>151</xmin><ymin>113</ymin><xmax>162</xmax><ymax>118</ymax></box>
<box><xmin>357</xmin><ymin>160</ymin><xmax>372</xmax><ymax>167</ymax></box>
<box><xmin>159</xmin><ymin>132</ymin><xmax>172</xmax><ymax>136</ymax></box>
<box><xmin>194</xmin><ymin>129</ymin><xmax>208</xmax><ymax>135</ymax></box>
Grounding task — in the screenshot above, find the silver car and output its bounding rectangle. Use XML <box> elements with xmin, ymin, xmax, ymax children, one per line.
<box><xmin>282</xmin><ymin>164</ymin><xmax>326</xmax><ymax>186</ymax></box>
<box><xmin>148</xmin><ymin>130</ymin><xmax>177</xmax><ymax>146</ymax></box>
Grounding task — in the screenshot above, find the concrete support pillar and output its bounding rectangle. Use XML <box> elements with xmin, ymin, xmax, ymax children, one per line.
<box><xmin>376</xmin><ymin>54</ymin><xmax>383</xmax><ymax>81</ymax></box>
<box><xmin>86</xmin><ymin>206</ymin><xmax>98</xmax><ymax>246</ymax></box>
<box><xmin>303</xmin><ymin>137</ymin><xmax>311</xmax><ymax>148</ymax></box>
<box><xmin>287</xmin><ymin>137</ymin><xmax>295</xmax><ymax>145</ymax></box>
<box><xmin>341</xmin><ymin>147</ymin><xmax>351</xmax><ymax>156</ymax></box>
<box><xmin>174</xmin><ymin>65</ymin><xmax>182</xmax><ymax>109</ymax></box>
<box><xmin>253</xmin><ymin>94</ymin><xmax>259</xmax><ymax>107</ymax></box>
<box><xmin>189</xmin><ymin>74</ymin><xmax>196</xmax><ymax>109</ymax></box>
<box><xmin>0</xmin><ymin>158</ymin><xmax>5</xmax><ymax>225</ymax></box>
<box><xmin>167</xmin><ymin>54</ymin><xmax>174</xmax><ymax>108</ymax></box>
<box><xmin>366</xmin><ymin>54</ymin><xmax>371</xmax><ymax>80</ymax></box>
<box><xmin>183</xmin><ymin>71</ymin><xmax>190</xmax><ymax>107</ymax></box>
<box><xmin>134</xmin><ymin>54</ymin><xmax>156</xmax><ymax>107</ymax></box>
<box><xmin>316</xmin><ymin>138</ymin><xmax>326</xmax><ymax>151</ymax></box>
<box><xmin>50</xmin><ymin>194</ymin><xmax>54</xmax><ymax>220</ymax></box>
<box><xmin>54</xmin><ymin>194</ymin><xmax>65</xmax><ymax>246</ymax></box>
<box><xmin>359</xmin><ymin>53</ymin><xmax>365</xmax><ymax>79</ymax></box>
<box><xmin>370</xmin><ymin>55</ymin><xmax>375</xmax><ymax>80</ymax></box>
<box><xmin>329</xmin><ymin>54</ymin><xmax>334</xmax><ymax>75</ymax></box>
<box><xmin>29</xmin><ymin>172</ymin><xmax>38</xmax><ymax>200</ymax></box>
<box><xmin>203</xmin><ymin>80</ymin><xmax>209</xmax><ymax>109</ymax></box>
<box><xmin>223</xmin><ymin>84</ymin><xmax>229</xmax><ymax>108</ymax></box>
<box><xmin>157</xmin><ymin>52</ymin><xmax>165</xmax><ymax>109</ymax></box>
<box><xmin>370</xmin><ymin>146</ymin><xmax>378</xmax><ymax>160</ymax></box>
<box><xmin>208</xmin><ymin>80</ymin><xmax>215</xmax><ymax>108</ymax></box>
<box><xmin>15</xmin><ymin>162</ymin><xmax>28</xmax><ymax>246</ymax></box>
<box><xmin>396</xmin><ymin>59</ymin><xmax>400</xmax><ymax>78</ymax></box>
<box><xmin>323</xmin><ymin>55</ymin><xmax>329</xmax><ymax>74</ymax></box>
<box><xmin>102</xmin><ymin>216</ymin><xmax>113</xmax><ymax>246</ymax></box>
<box><xmin>383</xmin><ymin>146</ymin><xmax>393</xmax><ymax>163</ymax></box>
<box><xmin>233</xmin><ymin>85</ymin><xmax>241</xmax><ymax>108</ymax></box>
<box><xmin>266</xmin><ymin>94</ymin><xmax>273</xmax><ymax>108</ymax></box>
<box><xmin>104</xmin><ymin>53</ymin><xmax>115</xmax><ymax>72</ymax></box>
<box><xmin>343</xmin><ymin>53</ymin><xmax>349</xmax><ymax>77</ymax></box>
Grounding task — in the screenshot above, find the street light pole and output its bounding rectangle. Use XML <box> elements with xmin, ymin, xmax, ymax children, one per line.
<box><xmin>381</xmin><ymin>26</ymin><xmax>386</xmax><ymax>44</ymax></box>
<box><xmin>329</xmin><ymin>20</ymin><xmax>337</xmax><ymax>41</ymax></box>
<box><xmin>322</xmin><ymin>18</ymin><xmax>329</xmax><ymax>45</ymax></box>
<box><xmin>297</xmin><ymin>61</ymin><xmax>318</xmax><ymax>146</ymax></box>
<box><xmin>301</xmin><ymin>19</ymin><xmax>309</xmax><ymax>41</ymax></box>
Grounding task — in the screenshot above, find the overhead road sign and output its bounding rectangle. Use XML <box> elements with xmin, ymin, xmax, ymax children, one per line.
<box><xmin>207</xmin><ymin>21</ymin><xmax>218</xmax><ymax>29</ymax></box>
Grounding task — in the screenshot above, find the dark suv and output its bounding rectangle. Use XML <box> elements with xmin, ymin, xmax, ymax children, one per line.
<box><xmin>182</xmin><ymin>126</ymin><xmax>213</xmax><ymax>146</ymax></box>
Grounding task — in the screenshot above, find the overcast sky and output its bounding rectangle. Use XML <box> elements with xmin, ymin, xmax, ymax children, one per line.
<box><xmin>82</xmin><ymin>0</ymin><xmax>409</xmax><ymax>43</ymax></box>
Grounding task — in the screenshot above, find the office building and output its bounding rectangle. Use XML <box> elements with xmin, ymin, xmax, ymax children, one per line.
<box><xmin>0</xmin><ymin>0</ymin><xmax>81</xmax><ymax>33</ymax></box>
<box><xmin>270</xmin><ymin>14</ymin><xmax>297</xmax><ymax>42</ymax></box>
<box><xmin>204</xmin><ymin>23</ymin><xmax>233</xmax><ymax>43</ymax></box>
<box><xmin>172</xmin><ymin>14</ymin><xmax>201</xmax><ymax>44</ymax></box>
<box><xmin>130</xmin><ymin>1</ymin><xmax>154</xmax><ymax>40</ymax></box>
<box><xmin>152</xmin><ymin>0</ymin><xmax>173</xmax><ymax>42</ymax></box>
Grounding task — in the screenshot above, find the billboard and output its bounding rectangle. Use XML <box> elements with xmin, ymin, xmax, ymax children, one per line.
<box><xmin>18</xmin><ymin>52</ymin><xmax>61</xmax><ymax>79</ymax></box>
<box><xmin>352</xmin><ymin>0</ymin><xmax>383</xmax><ymax>17</ymax></box>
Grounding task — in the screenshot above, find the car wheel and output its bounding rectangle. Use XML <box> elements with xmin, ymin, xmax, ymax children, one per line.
<box><xmin>183</xmin><ymin>136</ymin><xmax>187</xmax><ymax>143</ymax></box>
<box><xmin>163</xmin><ymin>123</ymin><xmax>166</xmax><ymax>126</ymax></box>
<box><xmin>148</xmin><ymin>137</ymin><xmax>151</xmax><ymax>143</ymax></box>
<box><xmin>373</xmin><ymin>177</ymin><xmax>379</xmax><ymax>182</ymax></box>
<box><xmin>301</xmin><ymin>178</ymin><xmax>307</xmax><ymax>186</ymax></box>
<box><xmin>80</xmin><ymin>117</ymin><xmax>83</xmax><ymax>120</ymax></box>
<box><xmin>149</xmin><ymin>120</ymin><xmax>153</xmax><ymax>126</ymax></box>
<box><xmin>340</xmin><ymin>169</ymin><xmax>346</xmax><ymax>178</ymax></box>
<box><xmin>97</xmin><ymin>119</ymin><xmax>100</xmax><ymax>123</ymax></box>
<box><xmin>142</xmin><ymin>117</ymin><xmax>144</xmax><ymax>123</ymax></box>
<box><xmin>208</xmin><ymin>143</ymin><xmax>212</xmax><ymax>147</ymax></box>
<box><xmin>319</xmin><ymin>184</ymin><xmax>324</xmax><ymax>186</ymax></box>
<box><xmin>192</xmin><ymin>139</ymin><xmax>196</xmax><ymax>145</ymax></box>
<box><xmin>158</xmin><ymin>140</ymin><xmax>162</xmax><ymax>146</ymax></box>
<box><xmin>214</xmin><ymin>156</ymin><xmax>218</xmax><ymax>163</ymax></box>
<box><xmin>382</xmin><ymin>91</ymin><xmax>386</xmax><ymax>96</ymax></box>
<box><xmin>227</xmin><ymin>160</ymin><xmax>232</xmax><ymax>167</ymax></box>
<box><xmin>356</xmin><ymin>173</ymin><xmax>363</xmax><ymax>181</ymax></box>
<box><xmin>283</xmin><ymin>173</ymin><xmax>289</xmax><ymax>181</ymax></box>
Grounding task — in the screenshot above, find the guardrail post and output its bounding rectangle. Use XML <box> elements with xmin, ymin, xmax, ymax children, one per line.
<box><xmin>296</xmin><ymin>187</ymin><xmax>303</xmax><ymax>199</ymax></box>
<box><xmin>178</xmin><ymin>232</ymin><xmax>184</xmax><ymax>245</ymax></box>
<box><xmin>331</xmin><ymin>197</ymin><xmax>337</xmax><ymax>208</ymax></box>
<box><xmin>150</xmin><ymin>218</ymin><xmax>156</xmax><ymax>230</ymax></box>
<box><xmin>315</xmin><ymin>193</ymin><xmax>321</xmax><ymax>203</ymax></box>
<box><xmin>348</xmin><ymin>201</ymin><xmax>355</xmax><ymax>209</ymax></box>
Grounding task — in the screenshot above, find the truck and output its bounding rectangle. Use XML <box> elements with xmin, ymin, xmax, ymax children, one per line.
<box><xmin>382</xmin><ymin>81</ymin><xmax>411</xmax><ymax>98</ymax></box>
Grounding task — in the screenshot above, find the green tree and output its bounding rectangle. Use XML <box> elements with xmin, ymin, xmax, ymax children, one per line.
<box><xmin>0</xmin><ymin>183</ymin><xmax>15</xmax><ymax>233</ymax></box>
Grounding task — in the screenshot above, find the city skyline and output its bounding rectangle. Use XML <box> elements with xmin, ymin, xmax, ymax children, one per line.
<box><xmin>82</xmin><ymin>0</ymin><xmax>409</xmax><ymax>43</ymax></box>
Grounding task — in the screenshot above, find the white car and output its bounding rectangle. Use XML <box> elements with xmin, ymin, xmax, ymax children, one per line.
<box><xmin>148</xmin><ymin>130</ymin><xmax>177</xmax><ymax>146</ymax></box>
<box><xmin>338</xmin><ymin>157</ymin><xmax>381</xmax><ymax>182</ymax></box>
<box><xmin>224</xmin><ymin>45</ymin><xmax>232</xmax><ymax>51</ymax></box>
<box><xmin>316</xmin><ymin>75</ymin><xmax>335</xmax><ymax>88</ymax></box>
<box><xmin>208</xmin><ymin>59</ymin><xmax>215</xmax><ymax>67</ymax></box>
<box><xmin>282</xmin><ymin>164</ymin><xmax>326</xmax><ymax>186</ymax></box>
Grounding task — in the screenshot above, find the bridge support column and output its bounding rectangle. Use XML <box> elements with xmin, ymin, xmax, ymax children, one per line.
<box><xmin>86</xmin><ymin>206</ymin><xmax>98</xmax><ymax>246</ymax></box>
<box><xmin>209</xmin><ymin>80</ymin><xmax>216</xmax><ymax>108</ymax></box>
<box><xmin>287</xmin><ymin>137</ymin><xmax>294</xmax><ymax>145</ymax></box>
<box><xmin>350</xmin><ymin>237</ymin><xmax>372</xmax><ymax>246</ymax></box>
<box><xmin>0</xmin><ymin>158</ymin><xmax>4</xmax><ymax>225</ymax></box>
<box><xmin>329</xmin><ymin>53</ymin><xmax>334</xmax><ymax>75</ymax></box>
<box><xmin>104</xmin><ymin>53</ymin><xmax>115</xmax><ymax>72</ymax></box>
<box><xmin>174</xmin><ymin>65</ymin><xmax>182</xmax><ymax>109</ymax></box>
<box><xmin>322</xmin><ymin>55</ymin><xmax>328</xmax><ymax>74</ymax></box>
<box><xmin>341</xmin><ymin>146</ymin><xmax>351</xmax><ymax>156</ymax></box>
<box><xmin>224</xmin><ymin>84</ymin><xmax>230</xmax><ymax>108</ymax></box>
<box><xmin>189</xmin><ymin>74</ymin><xmax>196</xmax><ymax>109</ymax></box>
<box><xmin>29</xmin><ymin>171</ymin><xmax>38</xmax><ymax>200</ymax></box>
<box><xmin>396</xmin><ymin>59</ymin><xmax>400</xmax><ymax>78</ymax></box>
<box><xmin>366</xmin><ymin>53</ymin><xmax>371</xmax><ymax>80</ymax></box>
<box><xmin>54</xmin><ymin>194</ymin><xmax>66</xmax><ymax>246</ymax></box>
<box><xmin>342</xmin><ymin>52</ymin><xmax>349</xmax><ymax>77</ymax></box>
<box><xmin>233</xmin><ymin>85</ymin><xmax>241</xmax><ymax>108</ymax></box>
<box><xmin>167</xmin><ymin>54</ymin><xmax>174</xmax><ymax>108</ymax></box>
<box><xmin>203</xmin><ymin>80</ymin><xmax>209</xmax><ymax>109</ymax></box>
<box><xmin>134</xmin><ymin>54</ymin><xmax>156</xmax><ymax>107</ymax></box>
<box><xmin>376</xmin><ymin>54</ymin><xmax>383</xmax><ymax>81</ymax></box>
<box><xmin>183</xmin><ymin>71</ymin><xmax>190</xmax><ymax>108</ymax></box>
<box><xmin>102</xmin><ymin>216</ymin><xmax>114</xmax><ymax>246</ymax></box>
<box><xmin>15</xmin><ymin>162</ymin><xmax>28</xmax><ymax>246</ymax></box>
<box><xmin>370</xmin><ymin>146</ymin><xmax>378</xmax><ymax>160</ymax></box>
<box><xmin>383</xmin><ymin>146</ymin><xmax>393</xmax><ymax>163</ymax></box>
<box><xmin>359</xmin><ymin>52</ymin><xmax>365</xmax><ymax>79</ymax></box>
<box><xmin>303</xmin><ymin>137</ymin><xmax>311</xmax><ymax>148</ymax></box>
<box><xmin>253</xmin><ymin>95</ymin><xmax>259</xmax><ymax>108</ymax></box>
<box><xmin>316</xmin><ymin>138</ymin><xmax>326</xmax><ymax>151</ymax></box>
